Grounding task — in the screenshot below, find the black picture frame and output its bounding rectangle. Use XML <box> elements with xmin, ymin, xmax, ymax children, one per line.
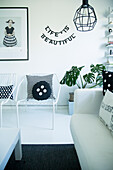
<box><xmin>0</xmin><ymin>7</ymin><xmax>29</xmax><ymax>61</ymax></box>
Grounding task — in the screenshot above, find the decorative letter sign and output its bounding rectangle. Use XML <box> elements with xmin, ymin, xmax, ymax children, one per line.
<box><xmin>45</xmin><ymin>25</ymin><xmax>69</xmax><ymax>37</ymax></box>
<box><xmin>41</xmin><ymin>25</ymin><xmax>76</xmax><ymax>46</ymax></box>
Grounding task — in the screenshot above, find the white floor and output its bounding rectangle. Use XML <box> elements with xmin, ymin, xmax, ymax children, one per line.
<box><xmin>2</xmin><ymin>106</ymin><xmax>73</xmax><ymax>144</ymax></box>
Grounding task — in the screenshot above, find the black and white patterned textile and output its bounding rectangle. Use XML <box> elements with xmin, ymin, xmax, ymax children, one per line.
<box><xmin>32</xmin><ymin>81</ymin><xmax>52</xmax><ymax>100</ymax></box>
<box><xmin>103</xmin><ymin>70</ymin><xmax>113</xmax><ymax>95</ymax></box>
<box><xmin>0</xmin><ymin>85</ymin><xmax>13</xmax><ymax>100</ymax></box>
<box><xmin>99</xmin><ymin>89</ymin><xmax>113</xmax><ymax>133</ymax></box>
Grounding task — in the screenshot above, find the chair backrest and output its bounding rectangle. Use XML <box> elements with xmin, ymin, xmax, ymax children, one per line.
<box><xmin>52</xmin><ymin>74</ymin><xmax>61</xmax><ymax>102</ymax></box>
<box><xmin>0</xmin><ymin>73</ymin><xmax>17</xmax><ymax>101</ymax></box>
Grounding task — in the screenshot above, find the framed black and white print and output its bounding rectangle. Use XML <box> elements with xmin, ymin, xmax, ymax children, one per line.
<box><xmin>0</xmin><ymin>7</ymin><xmax>29</xmax><ymax>61</ymax></box>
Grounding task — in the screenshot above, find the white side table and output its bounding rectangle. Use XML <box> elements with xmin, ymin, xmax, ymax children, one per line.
<box><xmin>68</xmin><ymin>101</ymin><xmax>74</xmax><ymax>115</ymax></box>
<box><xmin>0</xmin><ymin>128</ymin><xmax>22</xmax><ymax>170</ymax></box>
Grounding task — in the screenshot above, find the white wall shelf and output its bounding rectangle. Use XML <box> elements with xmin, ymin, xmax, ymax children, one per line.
<box><xmin>105</xmin><ymin>62</ymin><xmax>113</xmax><ymax>65</ymax></box>
<box><xmin>107</xmin><ymin>13</ymin><xmax>113</xmax><ymax>18</ymax></box>
<box><xmin>106</xmin><ymin>34</ymin><xmax>113</xmax><ymax>38</ymax></box>
<box><xmin>106</xmin><ymin>55</ymin><xmax>113</xmax><ymax>57</ymax></box>
<box><xmin>105</xmin><ymin>63</ymin><xmax>113</xmax><ymax>67</ymax></box>
<box><xmin>107</xmin><ymin>23</ymin><xmax>113</xmax><ymax>28</ymax></box>
<box><xmin>106</xmin><ymin>45</ymin><xmax>113</xmax><ymax>48</ymax></box>
<box><xmin>108</xmin><ymin>24</ymin><xmax>113</xmax><ymax>27</ymax></box>
<box><xmin>105</xmin><ymin>7</ymin><xmax>113</xmax><ymax>68</ymax></box>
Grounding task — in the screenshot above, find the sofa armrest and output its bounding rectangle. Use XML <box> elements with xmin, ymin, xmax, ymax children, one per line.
<box><xmin>74</xmin><ymin>88</ymin><xmax>103</xmax><ymax>115</ymax></box>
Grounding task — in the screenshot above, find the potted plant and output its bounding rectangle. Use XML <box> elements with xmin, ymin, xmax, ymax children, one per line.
<box><xmin>60</xmin><ymin>64</ymin><xmax>105</xmax><ymax>114</ymax></box>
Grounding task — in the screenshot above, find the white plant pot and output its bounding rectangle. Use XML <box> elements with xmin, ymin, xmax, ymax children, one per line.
<box><xmin>68</xmin><ymin>101</ymin><xmax>74</xmax><ymax>115</ymax></box>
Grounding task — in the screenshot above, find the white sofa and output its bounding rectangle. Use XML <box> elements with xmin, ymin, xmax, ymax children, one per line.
<box><xmin>70</xmin><ymin>88</ymin><xmax>113</xmax><ymax>170</ymax></box>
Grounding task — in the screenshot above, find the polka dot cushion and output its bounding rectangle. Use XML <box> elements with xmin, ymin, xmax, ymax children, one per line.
<box><xmin>32</xmin><ymin>81</ymin><xmax>52</xmax><ymax>100</ymax></box>
<box><xmin>26</xmin><ymin>74</ymin><xmax>53</xmax><ymax>100</ymax></box>
<box><xmin>103</xmin><ymin>70</ymin><xmax>113</xmax><ymax>95</ymax></box>
<box><xmin>0</xmin><ymin>85</ymin><xmax>13</xmax><ymax>100</ymax></box>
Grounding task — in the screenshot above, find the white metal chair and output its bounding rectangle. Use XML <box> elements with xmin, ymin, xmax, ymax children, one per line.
<box><xmin>0</xmin><ymin>73</ymin><xmax>18</xmax><ymax>127</ymax></box>
<box><xmin>16</xmin><ymin>73</ymin><xmax>61</xmax><ymax>130</ymax></box>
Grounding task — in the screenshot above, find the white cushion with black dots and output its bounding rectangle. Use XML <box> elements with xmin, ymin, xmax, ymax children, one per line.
<box><xmin>32</xmin><ymin>81</ymin><xmax>52</xmax><ymax>100</ymax></box>
<box><xmin>103</xmin><ymin>70</ymin><xmax>113</xmax><ymax>95</ymax></box>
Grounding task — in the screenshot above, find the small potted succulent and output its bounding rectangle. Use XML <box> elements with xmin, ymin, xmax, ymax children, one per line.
<box><xmin>60</xmin><ymin>64</ymin><xmax>105</xmax><ymax>114</ymax></box>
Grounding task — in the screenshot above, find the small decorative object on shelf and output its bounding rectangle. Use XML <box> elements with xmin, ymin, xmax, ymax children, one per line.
<box><xmin>110</xmin><ymin>49</ymin><xmax>113</xmax><ymax>55</ymax></box>
<box><xmin>109</xmin><ymin>28</ymin><xmax>112</xmax><ymax>33</ymax></box>
<box><xmin>105</xmin><ymin>7</ymin><xmax>113</xmax><ymax>69</ymax></box>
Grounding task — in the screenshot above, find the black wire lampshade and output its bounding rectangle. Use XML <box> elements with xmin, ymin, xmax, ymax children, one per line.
<box><xmin>73</xmin><ymin>0</ymin><xmax>97</xmax><ymax>32</ymax></box>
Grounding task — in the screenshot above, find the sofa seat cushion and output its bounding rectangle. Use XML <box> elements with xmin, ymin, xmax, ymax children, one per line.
<box><xmin>70</xmin><ymin>114</ymin><xmax>113</xmax><ymax>170</ymax></box>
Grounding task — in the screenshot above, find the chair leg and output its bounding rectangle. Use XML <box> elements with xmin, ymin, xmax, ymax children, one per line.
<box><xmin>55</xmin><ymin>103</ymin><xmax>57</xmax><ymax>112</ymax></box>
<box><xmin>52</xmin><ymin>103</ymin><xmax>55</xmax><ymax>130</ymax></box>
<box><xmin>16</xmin><ymin>103</ymin><xmax>20</xmax><ymax>128</ymax></box>
<box><xmin>0</xmin><ymin>104</ymin><xmax>2</xmax><ymax>128</ymax></box>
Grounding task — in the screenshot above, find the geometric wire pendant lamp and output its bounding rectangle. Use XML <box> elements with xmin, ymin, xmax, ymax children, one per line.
<box><xmin>73</xmin><ymin>0</ymin><xmax>97</xmax><ymax>32</ymax></box>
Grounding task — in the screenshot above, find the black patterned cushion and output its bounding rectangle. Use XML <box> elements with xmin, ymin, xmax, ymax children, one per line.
<box><xmin>0</xmin><ymin>85</ymin><xmax>13</xmax><ymax>100</ymax></box>
<box><xmin>32</xmin><ymin>81</ymin><xmax>52</xmax><ymax>100</ymax></box>
<box><xmin>26</xmin><ymin>74</ymin><xmax>53</xmax><ymax>99</ymax></box>
<box><xmin>103</xmin><ymin>71</ymin><xmax>113</xmax><ymax>95</ymax></box>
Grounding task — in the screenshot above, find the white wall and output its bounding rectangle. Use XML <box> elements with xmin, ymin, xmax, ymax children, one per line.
<box><xmin>0</xmin><ymin>0</ymin><xmax>113</xmax><ymax>105</ymax></box>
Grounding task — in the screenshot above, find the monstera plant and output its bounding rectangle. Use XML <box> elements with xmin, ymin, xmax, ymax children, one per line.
<box><xmin>60</xmin><ymin>64</ymin><xmax>105</xmax><ymax>88</ymax></box>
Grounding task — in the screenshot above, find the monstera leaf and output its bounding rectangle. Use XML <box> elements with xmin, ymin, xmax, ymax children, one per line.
<box><xmin>60</xmin><ymin>66</ymin><xmax>84</xmax><ymax>87</ymax></box>
<box><xmin>60</xmin><ymin>64</ymin><xmax>105</xmax><ymax>88</ymax></box>
<box><xmin>90</xmin><ymin>64</ymin><xmax>105</xmax><ymax>87</ymax></box>
<box><xmin>83</xmin><ymin>73</ymin><xmax>95</xmax><ymax>84</ymax></box>
<box><xmin>96</xmin><ymin>74</ymin><xmax>103</xmax><ymax>87</ymax></box>
<box><xmin>90</xmin><ymin>64</ymin><xmax>105</xmax><ymax>74</ymax></box>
